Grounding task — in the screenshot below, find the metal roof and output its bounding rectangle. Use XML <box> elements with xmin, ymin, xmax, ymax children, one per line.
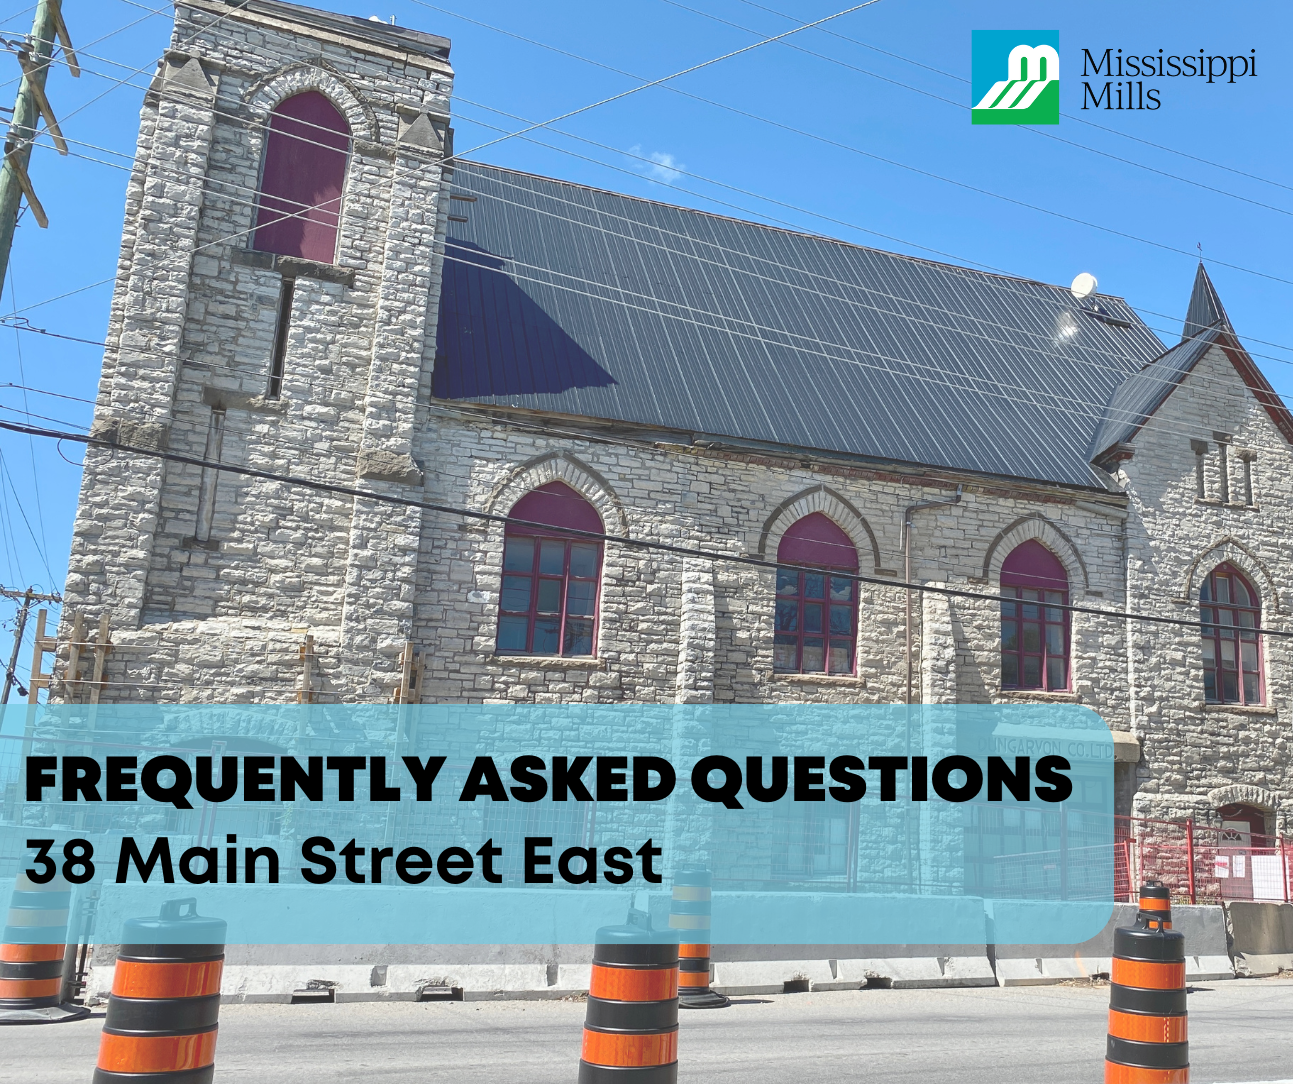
<box><xmin>1181</xmin><ymin>263</ymin><xmax>1230</xmax><ymax>342</ymax></box>
<box><xmin>1087</xmin><ymin>326</ymin><xmax>1222</xmax><ymax>461</ymax></box>
<box><xmin>433</xmin><ymin>163</ymin><xmax>1168</xmax><ymax>489</ymax></box>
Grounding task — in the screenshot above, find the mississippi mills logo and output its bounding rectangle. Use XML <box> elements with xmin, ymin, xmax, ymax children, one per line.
<box><xmin>972</xmin><ymin>30</ymin><xmax>1060</xmax><ymax>125</ymax></box>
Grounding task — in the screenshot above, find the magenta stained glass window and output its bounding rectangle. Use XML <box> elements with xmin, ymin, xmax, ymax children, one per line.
<box><xmin>774</xmin><ymin>513</ymin><xmax>858</xmax><ymax>675</ymax></box>
<box><xmin>1200</xmin><ymin>563</ymin><xmax>1263</xmax><ymax>705</ymax></box>
<box><xmin>496</xmin><ymin>482</ymin><xmax>602</xmax><ymax>658</ymax></box>
<box><xmin>1000</xmin><ymin>540</ymin><xmax>1069</xmax><ymax>691</ymax></box>
<box><xmin>253</xmin><ymin>91</ymin><xmax>350</xmax><ymax>264</ymax></box>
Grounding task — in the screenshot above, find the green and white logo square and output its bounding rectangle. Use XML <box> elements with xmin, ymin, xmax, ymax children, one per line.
<box><xmin>972</xmin><ymin>30</ymin><xmax>1060</xmax><ymax>125</ymax></box>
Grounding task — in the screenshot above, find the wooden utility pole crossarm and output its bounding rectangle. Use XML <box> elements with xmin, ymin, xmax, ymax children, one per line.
<box><xmin>0</xmin><ymin>0</ymin><xmax>78</xmax><ymax>297</ymax></box>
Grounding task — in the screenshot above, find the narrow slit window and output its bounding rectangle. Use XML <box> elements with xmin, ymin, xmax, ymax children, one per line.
<box><xmin>1215</xmin><ymin>435</ymin><xmax>1231</xmax><ymax>504</ymax></box>
<box><xmin>1241</xmin><ymin>453</ymin><xmax>1254</xmax><ymax>506</ymax></box>
<box><xmin>267</xmin><ymin>277</ymin><xmax>295</xmax><ymax>399</ymax></box>
<box><xmin>1190</xmin><ymin>440</ymin><xmax>1208</xmax><ymax>499</ymax></box>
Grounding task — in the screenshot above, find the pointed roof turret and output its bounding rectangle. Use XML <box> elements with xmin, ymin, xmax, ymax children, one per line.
<box><xmin>1182</xmin><ymin>262</ymin><xmax>1231</xmax><ymax>341</ymax></box>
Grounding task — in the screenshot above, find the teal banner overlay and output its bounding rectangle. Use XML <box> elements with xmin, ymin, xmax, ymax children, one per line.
<box><xmin>1</xmin><ymin>704</ymin><xmax>1115</xmax><ymax>945</ymax></box>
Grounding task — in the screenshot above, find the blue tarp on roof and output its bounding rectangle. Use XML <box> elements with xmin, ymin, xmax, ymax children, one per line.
<box><xmin>434</xmin><ymin>162</ymin><xmax>1167</xmax><ymax>488</ymax></box>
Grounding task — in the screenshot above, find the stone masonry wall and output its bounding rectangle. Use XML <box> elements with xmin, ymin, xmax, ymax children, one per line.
<box><xmin>51</xmin><ymin>2</ymin><xmax>1293</xmax><ymax>842</ymax></box>
<box><xmin>1116</xmin><ymin>342</ymin><xmax>1293</xmax><ymax>837</ymax></box>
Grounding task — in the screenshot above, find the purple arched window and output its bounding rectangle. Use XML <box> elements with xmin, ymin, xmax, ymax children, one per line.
<box><xmin>1200</xmin><ymin>563</ymin><xmax>1263</xmax><ymax>705</ymax></box>
<box><xmin>1000</xmin><ymin>540</ymin><xmax>1069</xmax><ymax>691</ymax></box>
<box><xmin>496</xmin><ymin>482</ymin><xmax>603</xmax><ymax>657</ymax></box>
<box><xmin>774</xmin><ymin>513</ymin><xmax>858</xmax><ymax>674</ymax></box>
<box><xmin>253</xmin><ymin>91</ymin><xmax>350</xmax><ymax>264</ymax></box>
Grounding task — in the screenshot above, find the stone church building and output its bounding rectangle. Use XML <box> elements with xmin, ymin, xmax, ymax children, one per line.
<box><xmin>55</xmin><ymin>0</ymin><xmax>1292</xmax><ymax>848</ymax></box>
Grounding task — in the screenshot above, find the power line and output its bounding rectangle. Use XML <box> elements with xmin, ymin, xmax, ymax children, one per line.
<box><xmin>409</xmin><ymin>0</ymin><xmax>1293</xmax><ymax>291</ymax></box>
<box><xmin>657</xmin><ymin>0</ymin><xmax>1293</xmax><ymax>224</ymax></box>
<box><xmin>24</xmin><ymin>22</ymin><xmax>1293</xmax><ymax>378</ymax></box>
<box><xmin>1</xmin><ymin>415</ymin><xmax>1286</xmax><ymax>643</ymax></box>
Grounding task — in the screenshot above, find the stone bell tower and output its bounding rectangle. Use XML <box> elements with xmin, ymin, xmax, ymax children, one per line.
<box><xmin>60</xmin><ymin>0</ymin><xmax>455</xmax><ymax>702</ymax></box>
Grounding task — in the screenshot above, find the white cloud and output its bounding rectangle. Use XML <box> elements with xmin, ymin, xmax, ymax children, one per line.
<box><xmin>628</xmin><ymin>144</ymin><xmax>686</xmax><ymax>185</ymax></box>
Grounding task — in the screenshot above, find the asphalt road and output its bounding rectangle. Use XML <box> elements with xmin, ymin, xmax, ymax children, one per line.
<box><xmin>5</xmin><ymin>980</ymin><xmax>1292</xmax><ymax>1084</ymax></box>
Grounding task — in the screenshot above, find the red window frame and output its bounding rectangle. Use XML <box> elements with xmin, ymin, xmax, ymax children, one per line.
<box><xmin>496</xmin><ymin>534</ymin><xmax>601</xmax><ymax>657</ymax></box>
<box><xmin>773</xmin><ymin>566</ymin><xmax>857</xmax><ymax>675</ymax></box>
<box><xmin>1000</xmin><ymin>541</ymin><xmax>1070</xmax><ymax>692</ymax></box>
<box><xmin>773</xmin><ymin>513</ymin><xmax>859</xmax><ymax>676</ymax></box>
<box><xmin>1000</xmin><ymin>586</ymin><xmax>1069</xmax><ymax>691</ymax></box>
<box><xmin>1200</xmin><ymin>563</ymin><xmax>1263</xmax><ymax>705</ymax></box>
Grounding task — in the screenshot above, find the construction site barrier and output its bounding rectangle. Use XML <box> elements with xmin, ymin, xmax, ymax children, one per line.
<box><xmin>1105</xmin><ymin>884</ymin><xmax>1188</xmax><ymax>1083</ymax></box>
<box><xmin>579</xmin><ymin>921</ymin><xmax>679</xmax><ymax>1083</ymax></box>
<box><xmin>0</xmin><ymin>872</ymin><xmax>87</xmax><ymax>1025</ymax></box>
<box><xmin>669</xmin><ymin>868</ymin><xmax>729</xmax><ymax>1009</ymax></box>
<box><xmin>94</xmin><ymin>898</ymin><xmax>226</xmax><ymax>1084</ymax></box>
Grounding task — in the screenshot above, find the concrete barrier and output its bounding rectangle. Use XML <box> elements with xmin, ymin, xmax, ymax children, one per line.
<box><xmin>992</xmin><ymin>903</ymin><xmax>1233</xmax><ymax>986</ymax></box>
<box><xmin>707</xmin><ymin>947</ymin><xmax>997</xmax><ymax>994</ymax></box>
<box><xmin>1226</xmin><ymin>902</ymin><xmax>1293</xmax><ymax>977</ymax></box>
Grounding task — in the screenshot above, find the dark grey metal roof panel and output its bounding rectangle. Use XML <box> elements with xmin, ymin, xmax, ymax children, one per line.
<box><xmin>434</xmin><ymin>163</ymin><xmax>1166</xmax><ymax>488</ymax></box>
<box><xmin>1088</xmin><ymin>325</ymin><xmax>1222</xmax><ymax>459</ymax></box>
<box><xmin>1182</xmin><ymin>263</ymin><xmax>1230</xmax><ymax>342</ymax></box>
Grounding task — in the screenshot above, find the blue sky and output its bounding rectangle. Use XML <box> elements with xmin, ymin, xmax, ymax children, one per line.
<box><xmin>1</xmin><ymin>0</ymin><xmax>1290</xmax><ymax>686</ymax></box>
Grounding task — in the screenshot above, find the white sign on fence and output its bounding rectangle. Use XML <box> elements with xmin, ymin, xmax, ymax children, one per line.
<box><xmin>1251</xmin><ymin>854</ymin><xmax>1285</xmax><ymax>902</ymax></box>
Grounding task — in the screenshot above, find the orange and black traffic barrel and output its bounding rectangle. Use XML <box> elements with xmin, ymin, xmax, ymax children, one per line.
<box><xmin>0</xmin><ymin>872</ymin><xmax>87</xmax><ymax>1025</ymax></box>
<box><xmin>669</xmin><ymin>868</ymin><xmax>729</xmax><ymax>1009</ymax></box>
<box><xmin>579</xmin><ymin>923</ymin><xmax>679</xmax><ymax>1083</ymax></box>
<box><xmin>1105</xmin><ymin>884</ymin><xmax>1188</xmax><ymax>1084</ymax></box>
<box><xmin>1137</xmin><ymin>882</ymin><xmax>1172</xmax><ymax>929</ymax></box>
<box><xmin>94</xmin><ymin>898</ymin><xmax>226</xmax><ymax>1084</ymax></box>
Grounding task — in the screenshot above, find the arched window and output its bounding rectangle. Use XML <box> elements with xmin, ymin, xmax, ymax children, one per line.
<box><xmin>253</xmin><ymin>91</ymin><xmax>350</xmax><ymax>264</ymax></box>
<box><xmin>496</xmin><ymin>482</ymin><xmax>603</xmax><ymax>657</ymax></box>
<box><xmin>1000</xmin><ymin>540</ymin><xmax>1069</xmax><ymax>691</ymax></box>
<box><xmin>774</xmin><ymin>513</ymin><xmax>858</xmax><ymax>674</ymax></box>
<box><xmin>1200</xmin><ymin>563</ymin><xmax>1263</xmax><ymax>705</ymax></box>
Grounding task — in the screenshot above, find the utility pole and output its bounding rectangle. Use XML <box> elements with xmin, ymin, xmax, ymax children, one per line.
<box><xmin>0</xmin><ymin>0</ymin><xmax>78</xmax><ymax>302</ymax></box>
<box><xmin>1</xmin><ymin>584</ymin><xmax>61</xmax><ymax>702</ymax></box>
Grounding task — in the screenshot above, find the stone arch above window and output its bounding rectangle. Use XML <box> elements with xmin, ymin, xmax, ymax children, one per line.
<box><xmin>482</xmin><ymin>452</ymin><xmax>628</xmax><ymax>537</ymax></box>
<box><xmin>1207</xmin><ymin>784</ymin><xmax>1277</xmax><ymax>813</ymax></box>
<box><xmin>758</xmin><ymin>486</ymin><xmax>881</xmax><ymax>573</ymax></box>
<box><xmin>244</xmin><ymin>63</ymin><xmax>377</xmax><ymax>142</ymax></box>
<box><xmin>982</xmin><ymin>515</ymin><xmax>1088</xmax><ymax>594</ymax></box>
<box><xmin>1180</xmin><ymin>537</ymin><xmax>1282</xmax><ymax>614</ymax></box>
<box><xmin>253</xmin><ymin>90</ymin><xmax>350</xmax><ymax>264</ymax></box>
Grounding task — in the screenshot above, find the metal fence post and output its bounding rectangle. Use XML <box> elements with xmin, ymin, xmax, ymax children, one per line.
<box><xmin>1185</xmin><ymin>818</ymin><xmax>1196</xmax><ymax>904</ymax></box>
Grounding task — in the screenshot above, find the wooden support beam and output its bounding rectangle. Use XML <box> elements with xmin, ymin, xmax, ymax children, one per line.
<box><xmin>48</xmin><ymin>0</ymin><xmax>79</xmax><ymax>77</ymax></box>
<box><xmin>64</xmin><ymin>609</ymin><xmax>84</xmax><ymax>702</ymax></box>
<box><xmin>297</xmin><ymin>633</ymin><xmax>315</xmax><ymax>704</ymax></box>
<box><xmin>4</xmin><ymin>150</ymin><xmax>47</xmax><ymax>227</ymax></box>
<box><xmin>87</xmin><ymin>613</ymin><xmax>110</xmax><ymax>705</ymax></box>
<box><xmin>15</xmin><ymin>50</ymin><xmax>67</xmax><ymax>154</ymax></box>
<box><xmin>26</xmin><ymin>607</ymin><xmax>54</xmax><ymax>703</ymax></box>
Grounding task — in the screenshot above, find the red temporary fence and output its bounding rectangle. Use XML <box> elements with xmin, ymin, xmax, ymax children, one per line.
<box><xmin>1117</xmin><ymin>814</ymin><xmax>1292</xmax><ymax>905</ymax></box>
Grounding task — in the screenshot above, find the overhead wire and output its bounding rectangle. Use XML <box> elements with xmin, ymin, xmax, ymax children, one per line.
<box><xmin>729</xmin><ymin>0</ymin><xmax>1293</xmax><ymax>201</ymax></box>
<box><xmin>19</xmin><ymin>72</ymin><xmax>1291</xmax><ymax>440</ymax></box>
<box><xmin>4</xmin><ymin>416</ymin><xmax>1290</xmax><ymax>641</ymax></box>
<box><xmin>15</xmin><ymin>13</ymin><xmax>1293</xmax><ymax>382</ymax></box>
<box><xmin>7</xmin><ymin>117</ymin><xmax>1291</xmax><ymax>481</ymax></box>
<box><xmin>403</xmin><ymin>0</ymin><xmax>1293</xmax><ymax>290</ymax></box>
<box><xmin>2</xmin><ymin>14</ymin><xmax>1282</xmax><ymax>501</ymax></box>
<box><xmin>656</xmin><ymin>0</ymin><xmax>1293</xmax><ymax>224</ymax></box>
